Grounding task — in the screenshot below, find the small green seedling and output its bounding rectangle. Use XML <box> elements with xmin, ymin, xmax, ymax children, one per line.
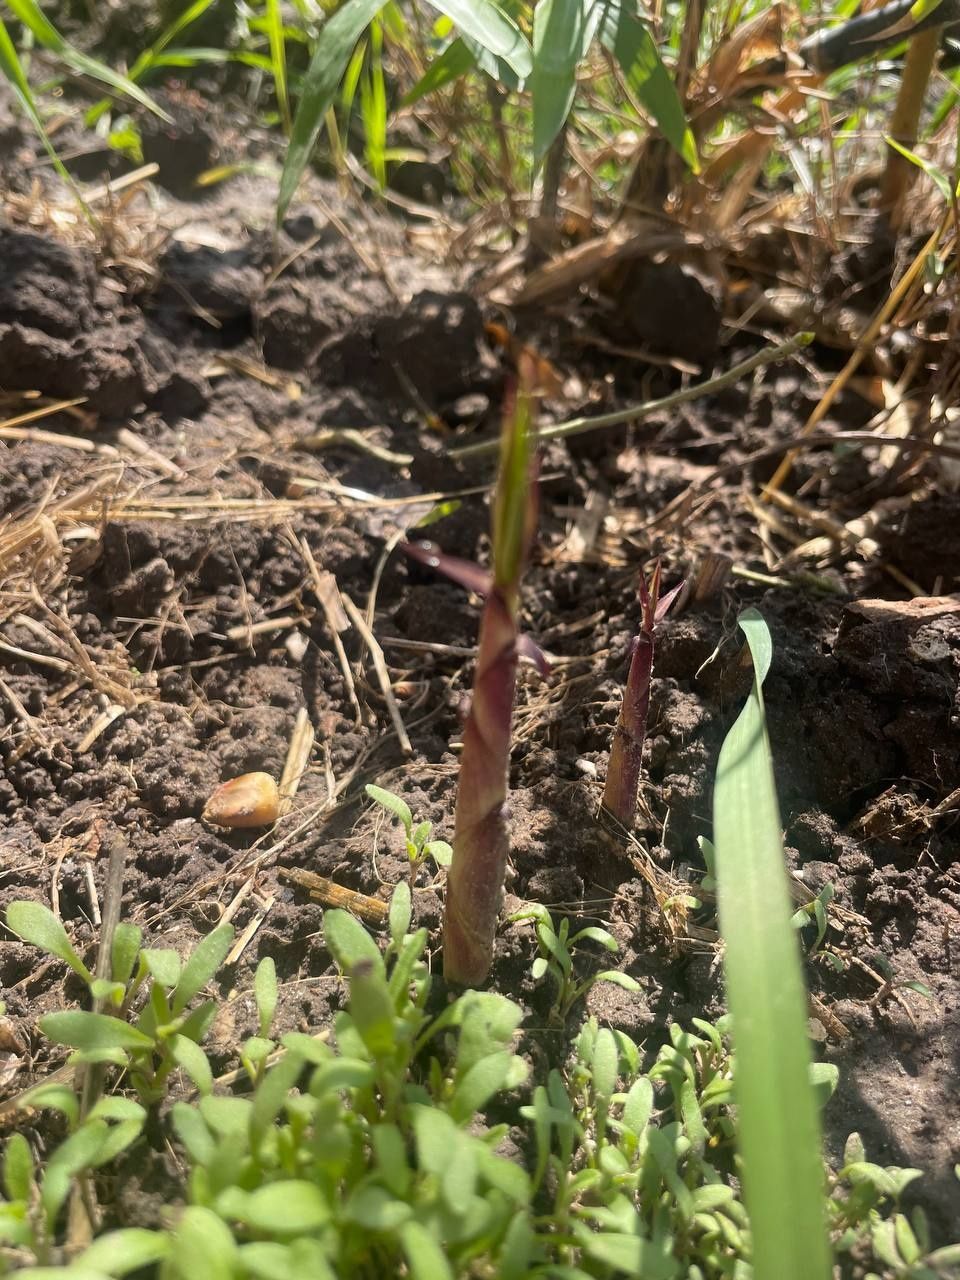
<box><xmin>791</xmin><ymin>881</ymin><xmax>836</xmax><ymax>956</ymax></box>
<box><xmin>5</xmin><ymin>900</ymin><xmax>234</xmax><ymax>1105</ymax></box>
<box><xmin>510</xmin><ymin>904</ymin><xmax>640</xmax><ymax>1023</ymax></box>
<box><xmin>365</xmin><ymin>784</ymin><xmax>453</xmax><ymax>888</ymax></box>
<box><xmin>239</xmin><ymin>954</ymin><xmax>280</xmax><ymax>1086</ymax></box>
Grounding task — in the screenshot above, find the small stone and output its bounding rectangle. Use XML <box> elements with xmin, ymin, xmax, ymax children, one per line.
<box><xmin>285</xmin><ymin>630</ymin><xmax>309</xmax><ymax>663</ymax></box>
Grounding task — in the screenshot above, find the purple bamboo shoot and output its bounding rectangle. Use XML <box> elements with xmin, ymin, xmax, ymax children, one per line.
<box><xmin>402</xmin><ymin>362</ymin><xmax>539</xmax><ymax>985</ymax></box>
<box><xmin>602</xmin><ymin>562</ymin><xmax>683</xmax><ymax>827</ymax></box>
<box><xmin>443</xmin><ymin>584</ymin><xmax>521</xmax><ymax>983</ymax></box>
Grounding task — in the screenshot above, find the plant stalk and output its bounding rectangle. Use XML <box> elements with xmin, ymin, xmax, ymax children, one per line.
<box><xmin>451</xmin><ymin>334</ymin><xmax>811</xmax><ymax>462</ymax></box>
<box><xmin>602</xmin><ymin>563</ymin><xmax>682</xmax><ymax>827</ymax></box>
<box><xmin>603</xmin><ymin>566</ymin><xmax>657</xmax><ymax>827</ymax></box>
<box><xmin>880</xmin><ymin>25</ymin><xmax>943</xmax><ymax>229</ymax></box>
<box><xmin>443</xmin><ymin>588</ymin><xmax>521</xmax><ymax>984</ymax></box>
<box><xmin>443</xmin><ymin>372</ymin><xmax>537</xmax><ymax>985</ymax></box>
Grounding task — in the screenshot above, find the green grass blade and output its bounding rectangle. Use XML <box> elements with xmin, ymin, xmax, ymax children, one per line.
<box><xmin>884</xmin><ymin>136</ymin><xmax>956</xmax><ymax>200</ymax></box>
<box><xmin>4</xmin><ymin>0</ymin><xmax>170</xmax><ymax>119</ymax></box>
<box><xmin>0</xmin><ymin>16</ymin><xmax>95</xmax><ymax>223</ymax></box>
<box><xmin>86</xmin><ymin>0</ymin><xmax>218</xmax><ymax>125</ymax></box>
<box><xmin>596</xmin><ymin>0</ymin><xmax>698</xmax><ymax>172</ymax></box>
<box><xmin>401</xmin><ymin>36</ymin><xmax>475</xmax><ymax>105</ymax></box>
<box><xmin>361</xmin><ymin>18</ymin><xmax>387</xmax><ymax>187</ymax></box>
<box><xmin>425</xmin><ymin>0</ymin><xmax>532</xmax><ymax>80</ymax></box>
<box><xmin>265</xmin><ymin>0</ymin><xmax>292</xmax><ymax>134</ymax></box>
<box><xmin>128</xmin><ymin>0</ymin><xmax>220</xmax><ymax>77</ymax></box>
<box><xmin>712</xmin><ymin>608</ymin><xmax>831</xmax><ymax>1280</ymax></box>
<box><xmin>340</xmin><ymin>35</ymin><xmax>367</xmax><ymax>114</ymax></box>
<box><xmin>278</xmin><ymin>0</ymin><xmax>386</xmax><ymax>223</ymax></box>
<box><xmin>531</xmin><ymin>0</ymin><xmax>587</xmax><ymax>168</ymax></box>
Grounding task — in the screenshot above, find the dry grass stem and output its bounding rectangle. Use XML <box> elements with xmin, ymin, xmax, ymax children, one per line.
<box><xmin>297</xmin><ymin>538</ymin><xmax>362</xmax><ymax>724</ymax></box>
<box><xmin>225</xmin><ymin>616</ymin><xmax>303</xmax><ymax>644</ymax></box>
<box><xmin>341</xmin><ymin>593</ymin><xmax>413</xmax><ymax>756</ymax></box>
<box><xmin>225</xmin><ymin>894</ymin><xmax>276</xmax><ymax>967</ymax></box>
<box><xmin>279</xmin><ymin>708</ymin><xmax>316</xmax><ymax>817</ymax></box>
<box><xmin>278</xmin><ymin>868</ymin><xmax>389</xmax><ymax>929</ymax></box>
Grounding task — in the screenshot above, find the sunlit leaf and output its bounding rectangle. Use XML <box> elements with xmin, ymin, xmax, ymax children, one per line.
<box><xmin>531</xmin><ymin>0</ymin><xmax>589</xmax><ymax>167</ymax></box>
<box><xmin>278</xmin><ymin>0</ymin><xmax>386</xmax><ymax>222</ymax></box>
<box><xmin>5</xmin><ymin>0</ymin><xmax>169</xmax><ymax>118</ymax></box>
<box><xmin>712</xmin><ymin>609</ymin><xmax>831</xmax><ymax>1280</ymax></box>
<box><xmin>402</xmin><ymin>37</ymin><xmax>475</xmax><ymax>105</ymax></box>
<box><xmin>425</xmin><ymin>0</ymin><xmax>531</xmax><ymax>79</ymax></box>
<box><xmin>596</xmin><ymin>0</ymin><xmax>698</xmax><ymax>172</ymax></box>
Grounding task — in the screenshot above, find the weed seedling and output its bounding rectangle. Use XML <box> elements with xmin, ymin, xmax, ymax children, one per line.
<box><xmin>510</xmin><ymin>904</ymin><xmax>640</xmax><ymax>1023</ymax></box>
<box><xmin>365</xmin><ymin>783</ymin><xmax>452</xmax><ymax>889</ymax></box>
<box><xmin>4</xmin><ymin>887</ymin><xmax>960</xmax><ymax>1279</ymax></box>
<box><xmin>6</xmin><ymin>901</ymin><xmax>233</xmax><ymax>1105</ymax></box>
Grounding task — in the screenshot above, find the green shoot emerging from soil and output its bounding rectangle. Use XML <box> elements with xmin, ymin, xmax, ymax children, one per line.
<box><xmin>365</xmin><ymin>783</ymin><xmax>453</xmax><ymax>888</ymax></box>
<box><xmin>509</xmin><ymin>903</ymin><xmax>641</xmax><ymax>1024</ymax></box>
<box><xmin>6</xmin><ymin>901</ymin><xmax>233</xmax><ymax>1106</ymax></box>
<box><xmin>443</xmin><ymin>365</ymin><xmax>537</xmax><ymax>984</ymax></box>
<box><xmin>403</xmin><ymin>361</ymin><xmax>542</xmax><ymax>986</ymax></box>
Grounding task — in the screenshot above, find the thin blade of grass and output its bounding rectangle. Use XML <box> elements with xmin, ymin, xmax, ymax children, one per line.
<box><xmin>401</xmin><ymin>37</ymin><xmax>475</xmax><ymax>105</ymax></box>
<box><xmin>4</xmin><ymin>0</ymin><xmax>170</xmax><ymax>119</ymax></box>
<box><xmin>712</xmin><ymin>608</ymin><xmax>831</xmax><ymax>1280</ymax></box>
<box><xmin>596</xmin><ymin>0</ymin><xmax>697</xmax><ymax>171</ymax></box>
<box><xmin>340</xmin><ymin>35</ymin><xmax>367</xmax><ymax>121</ymax></box>
<box><xmin>425</xmin><ymin>0</ymin><xmax>532</xmax><ymax>79</ymax></box>
<box><xmin>278</xmin><ymin>0</ymin><xmax>386</xmax><ymax>223</ymax></box>
<box><xmin>86</xmin><ymin>0</ymin><xmax>222</xmax><ymax>125</ymax></box>
<box><xmin>361</xmin><ymin>17</ymin><xmax>387</xmax><ymax>187</ymax></box>
<box><xmin>265</xmin><ymin>0</ymin><xmax>291</xmax><ymax>134</ymax></box>
<box><xmin>127</xmin><ymin>0</ymin><xmax>219</xmax><ymax>75</ymax></box>
<box><xmin>0</xmin><ymin>16</ymin><xmax>94</xmax><ymax>222</ymax></box>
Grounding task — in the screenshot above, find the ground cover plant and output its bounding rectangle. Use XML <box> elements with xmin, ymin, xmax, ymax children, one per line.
<box><xmin>1</xmin><ymin>0</ymin><xmax>960</xmax><ymax>1275</ymax></box>
<box><xmin>3</xmin><ymin>670</ymin><xmax>960</xmax><ymax>1276</ymax></box>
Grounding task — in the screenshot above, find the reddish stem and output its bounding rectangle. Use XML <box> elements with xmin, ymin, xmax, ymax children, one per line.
<box><xmin>602</xmin><ymin>562</ymin><xmax>682</xmax><ymax>827</ymax></box>
<box><xmin>443</xmin><ymin>589</ymin><xmax>519</xmax><ymax>984</ymax></box>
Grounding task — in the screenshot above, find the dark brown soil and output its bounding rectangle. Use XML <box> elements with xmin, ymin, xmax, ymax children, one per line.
<box><xmin>1</xmin><ymin>100</ymin><xmax>959</xmax><ymax>1247</ymax></box>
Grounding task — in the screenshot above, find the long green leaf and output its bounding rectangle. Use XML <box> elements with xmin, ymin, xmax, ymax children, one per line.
<box><xmin>401</xmin><ymin>36</ymin><xmax>476</xmax><ymax>105</ymax></box>
<box><xmin>265</xmin><ymin>0</ymin><xmax>291</xmax><ymax>133</ymax></box>
<box><xmin>425</xmin><ymin>0</ymin><xmax>532</xmax><ymax>79</ymax></box>
<box><xmin>531</xmin><ymin>0</ymin><xmax>587</xmax><ymax>167</ymax></box>
<box><xmin>278</xmin><ymin>0</ymin><xmax>386</xmax><ymax>222</ymax></box>
<box><xmin>595</xmin><ymin>0</ymin><xmax>697</xmax><ymax>172</ymax></box>
<box><xmin>4</xmin><ymin>0</ymin><xmax>170</xmax><ymax>119</ymax></box>
<box><xmin>361</xmin><ymin>15</ymin><xmax>387</xmax><ymax>187</ymax></box>
<box><xmin>712</xmin><ymin>609</ymin><xmax>831</xmax><ymax>1280</ymax></box>
<box><xmin>0</xmin><ymin>15</ymin><xmax>95</xmax><ymax>218</ymax></box>
<box><xmin>87</xmin><ymin>0</ymin><xmax>218</xmax><ymax>125</ymax></box>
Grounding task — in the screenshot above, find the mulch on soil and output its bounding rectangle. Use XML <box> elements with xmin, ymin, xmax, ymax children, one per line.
<box><xmin>1</xmin><ymin>118</ymin><xmax>958</xmax><ymax>1240</ymax></box>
